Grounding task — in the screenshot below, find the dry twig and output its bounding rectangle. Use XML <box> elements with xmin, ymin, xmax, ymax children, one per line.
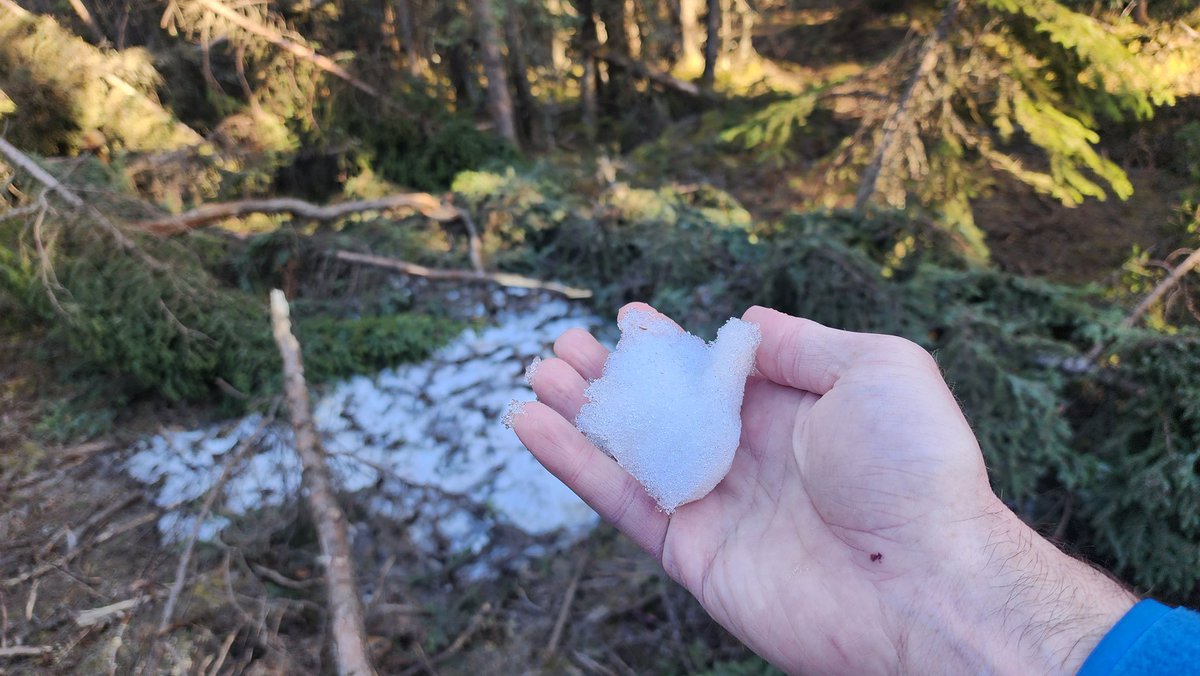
<box><xmin>398</xmin><ymin>602</ymin><xmax>492</xmax><ymax>676</ymax></box>
<box><xmin>3</xmin><ymin>512</ymin><xmax>158</xmax><ymax>588</ymax></box>
<box><xmin>335</xmin><ymin>250</ymin><xmax>593</xmax><ymax>300</ymax></box>
<box><xmin>0</xmin><ymin>645</ymin><xmax>52</xmax><ymax>658</ymax></box>
<box><xmin>544</xmin><ymin>553</ymin><xmax>589</xmax><ymax>660</ymax></box>
<box><xmin>270</xmin><ymin>290</ymin><xmax>376</xmax><ymax>676</ymax></box>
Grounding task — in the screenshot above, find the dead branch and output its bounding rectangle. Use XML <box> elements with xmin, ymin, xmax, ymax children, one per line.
<box><xmin>1075</xmin><ymin>247</ymin><xmax>1200</xmax><ymax>369</ymax></box>
<box><xmin>0</xmin><ymin>645</ymin><xmax>52</xmax><ymax>658</ymax></box>
<box><xmin>335</xmin><ymin>250</ymin><xmax>594</xmax><ymax>300</ymax></box>
<box><xmin>1120</xmin><ymin>247</ymin><xmax>1200</xmax><ymax>329</ymax></box>
<box><xmin>64</xmin><ymin>0</ymin><xmax>105</xmax><ymax>43</ymax></box>
<box><xmin>544</xmin><ymin>553</ymin><xmax>589</xmax><ymax>660</ymax></box>
<box><xmin>75</xmin><ymin>598</ymin><xmax>142</xmax><ymax>628</ymax></box>
<box><xmin>0</xmin><ymin>136</ymin><xmax>166</xmax><ymax>270</ymax></box>
<box><xmin>133</xmin><ymin>193</ymin><xmax>460</xmax><ymax>235</ymax></box>
<box><xmin>191</xmin><ymin>0</ymin><xmax>380</xmax><ymax>99</ymax></box>
<box><xmin>0</xmin><ymin>138</ymin><xmax>83</xmax><ymax>209</ymax></box>
<box><xmin>270</xmin><ymin>290</ymin><xmax>376</xmax><ymax>676</ymax></box>
<box><xmin>589</xmin><ymin>47</ymin><xmax>711</xmax><ymax>99</ymax></box>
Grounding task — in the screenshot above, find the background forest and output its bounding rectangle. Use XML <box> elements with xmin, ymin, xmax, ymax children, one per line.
<box><xmin>1</xmin><ymin>0</ymin><xmax>1200</xmax><ymax>672</ymax></box>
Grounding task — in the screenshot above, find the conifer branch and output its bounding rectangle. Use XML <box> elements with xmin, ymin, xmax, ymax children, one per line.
<box><xmin>189</xmin><ymin>0</ymin><xmax>381</xmax><ymax>99</ymax></box>
<box><xmin>855</xmin><ymin>0</ymin><xmax>963</xmax><ymax>211</ymax></box>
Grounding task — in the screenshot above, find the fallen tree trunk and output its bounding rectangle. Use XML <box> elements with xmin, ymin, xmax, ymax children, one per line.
<box><xmin>134</xmin><ymin>193</ymin><xmax>460</xmax><ymax>235</ymax></box>
<box><xmin>590</xmin><ymin>46</ymin><xmax>712</xmax><ymax>99</ymax></box>
<box><xmin>270</xmin><ymin>290</ymin><xmax>376</xmax><ymax>676</ymax></box>
<box><xmin>335</xmin><ymin>250</ymin><xmax>594</xmax><ymax>300</ymax></box>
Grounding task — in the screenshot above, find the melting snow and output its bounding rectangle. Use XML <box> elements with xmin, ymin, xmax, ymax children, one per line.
<box><xmin>127</xmin><ymin>296</ymin><xmax>601</xmax><ymax>574</ymax></box>
<box><xmin>576</xmin><ymin>310</ymin><xmax>761</xmax><ymax>513</ymax></box>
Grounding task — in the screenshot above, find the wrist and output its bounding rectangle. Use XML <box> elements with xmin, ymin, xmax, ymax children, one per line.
<box><xmin>894</xmin><ymin>499</ymin><xmax>1136</xmax><ymax>674</ymax></box>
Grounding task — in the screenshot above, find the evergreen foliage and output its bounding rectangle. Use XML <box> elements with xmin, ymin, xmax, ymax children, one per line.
<box><xmin>721</xmin><ymin>0</ymin><xmax>1193</xmax><ymax>258</ymax></box>
<box><xmin>0</xmin><ymin>8</ymin><xmax>200</xmax><ymax>155</ymax></box>
<box><xmin>0</xmin><ymin>211</ymin><xmax>456</xmax><ymax>405</ymax></box>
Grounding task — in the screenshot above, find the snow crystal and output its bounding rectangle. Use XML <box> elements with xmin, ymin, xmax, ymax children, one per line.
<box><xmin>576</xmin><ymin>310</ymin><xmax>761</xmax><ymax>513</ymax></box>
<box><xmin>523</xmin><ymin>356</ymin><xmax>542</xmax><ymax>386</ymax></box>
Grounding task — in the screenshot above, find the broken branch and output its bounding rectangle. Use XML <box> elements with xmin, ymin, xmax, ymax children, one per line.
<box><xmin>133</xmin><ymin>193</ymin><xmax>460</xmax><ymax>235</ymax></box>
<box><xmin>270</xmin><ymin>290</ymin><xmax>376</xmax><ymax>676</ymax></box>
<box><xmin>1075</xmin><ymin>247</ymin><xmax>1200</xmax><ymax>369</ymax></box>
<box><xmin>335</xmin><ymin>250</ymin><xmax>593</xmax><ymax>300</ymax></box>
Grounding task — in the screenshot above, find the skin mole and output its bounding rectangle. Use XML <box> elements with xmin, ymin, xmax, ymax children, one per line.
<box><xmin>870</xmin><ymin>552</ymin><xmax>883</xmax><ymax>563</ymax></box>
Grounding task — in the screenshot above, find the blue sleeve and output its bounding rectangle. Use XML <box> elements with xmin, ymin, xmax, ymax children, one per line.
<box><xmin>1078</xmin><ymin>599</ymin><xmax>1200</xmax><ymax>675</ymax></box>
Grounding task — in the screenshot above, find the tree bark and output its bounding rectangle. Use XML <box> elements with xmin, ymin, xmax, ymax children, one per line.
<box><xmin>269</xmin><ymin>290</ymin><xmax>376</xmax><ymax>676</ymax></box>
<box><xmin>701</xmin><ymin>0</ymin><xmax>721</xmax><ymax>89</ymax></box>
<box><xmin>472</xmin><ymin>0</ymin><xmax>520</xmax><ymax>147</ymax></box>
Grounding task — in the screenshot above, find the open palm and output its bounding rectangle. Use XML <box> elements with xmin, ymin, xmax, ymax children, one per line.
<box><xmin>512</xmin><ymin>303</ymin><xmax>1128</xmax><ymax>675</ymax></box>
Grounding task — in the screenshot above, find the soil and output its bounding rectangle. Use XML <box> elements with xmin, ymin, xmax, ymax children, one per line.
<box><xmin>975</xmin><ymin>168</ymin><xmax>1191</xmax><ymax>285</ymax></box>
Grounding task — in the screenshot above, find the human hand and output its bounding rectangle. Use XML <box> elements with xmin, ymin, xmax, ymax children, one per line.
<box><xmin>511</xmin><ymin>303</ymin><xmax>1136</xmax><ymax>674</ymax></box>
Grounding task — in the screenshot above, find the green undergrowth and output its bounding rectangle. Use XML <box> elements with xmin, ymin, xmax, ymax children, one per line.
<box><xmin>0</xmin><ymin>214</ymin><xmax>459</xmax><ymax>426</ymax></box>
<box><xmin>433</xmin><ymin>165</ymin><xmax>1200</xmax><ymax>600</ymax></box>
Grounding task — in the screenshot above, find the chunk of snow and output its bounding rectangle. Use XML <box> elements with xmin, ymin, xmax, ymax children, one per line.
<box><xmin>575</xmin><ymin>310</ymin><xmax>760</xmax><ymax>513</ymax></box>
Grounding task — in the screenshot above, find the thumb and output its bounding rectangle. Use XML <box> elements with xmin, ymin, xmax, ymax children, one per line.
<box><xmin>742</xmin><ymin>306</ymin><xmax>905</xmax><ymax>395</ymax></box>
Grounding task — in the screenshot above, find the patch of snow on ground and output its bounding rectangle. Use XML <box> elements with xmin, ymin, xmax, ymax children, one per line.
<box><xmin>127</xmin><ymin>297</ymin><xmax>602</xmax><ymax>574</ymax></box>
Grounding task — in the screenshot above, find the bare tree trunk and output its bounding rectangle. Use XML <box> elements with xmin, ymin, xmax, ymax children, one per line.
<box><xmin>576</xmin><ymin>0</ymin><xmax>599</xmax><ymax>141</ymax></box>
<box><xmin>733</xmin><ymin>0</ymin><xmax>756</xmax><ymax>65</ymax></box>
<box><xmin>679</xmin><ymin>0</ymin><xmax>704</xmax><ymax>69</ymax></box>
<box><xmin>505</xmin><ymin>6</ymin><xmax>540</xmax><ymax>147</ymax></box>
<box><xmin>854</xmin><ymin>0</ymin><xmax>961</xmax><ymax>212</ymax></box>
<box><xmin>472</xmin><ymin>0</ymin><xmax>519</xmax><ymax>147</ymax></box>
<box><xmin>269</xmin><ymin>291</ymin><xmax>376</xmax><ymax>676</ymax></box>
<box><xmin>393</xmin><ymin>0</ymin><xmax>422</xmax><ymax>76</ymax></box>
<box><xmin>595</xmin><ymin>0</ymin><xmax>631</xmax><ymax>113</ymax></box>
<box><xmin>700</xmin><ymin>0</ymin><xmax>721</xmax><ymax>89</ymax></box>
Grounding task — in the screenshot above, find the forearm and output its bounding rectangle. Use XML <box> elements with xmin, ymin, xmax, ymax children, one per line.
<box><xmin>894</xmin><ymin>500</ymin><xmax>1137</xmax><ymax>675</ymax></box>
